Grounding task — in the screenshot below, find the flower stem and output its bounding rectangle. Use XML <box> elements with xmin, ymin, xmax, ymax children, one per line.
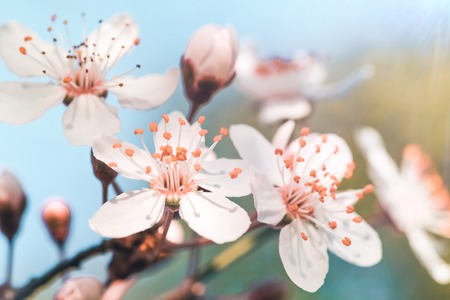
<box><xmin>153</xmin><ymin>209</ymin><xmax>174</xmax><ymax>258</ymax></box>
<box><xmin>102</xmin><ymin>182</ymin><xmax>109</xmax><ymax>204</ymax></box>
<box><xmin>112</xmin><ymin>180</ymin><xmax>123</xmax><ymax>195</ymax></box>
<box><xmin>5</xmin><ymin>239</ymin><xmax>14</xmax><ymax>286</ymax></box>
<box><xmin>187</xmin><ymin>103</ymin><xmax>201</xmax><ymax>123</ymax></box>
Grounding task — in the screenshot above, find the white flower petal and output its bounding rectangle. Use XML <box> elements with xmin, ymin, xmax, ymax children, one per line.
<box><xmin>271</xmin><ymin>120</ymin><xmax>295</xmax><ymax>149</ymax></box>
<box><xmin>279</xmin><ymin>219</ymin><xmax>329</xmax><ymax>292</ymax></box>
<box><xmin>87</xmin><ymin>14</ymin><xmax>139</xmax><ymax>72</ymax></box>
<box><xmin>230</xmin><ymin>124</ymin><xmax>283</xmax><ymax>186</ymax></box>
<box><xmin>179</xmin><ymin>192</ymin><xmax>250</xmax><ymax>244</ymax></box>
<box><xmin>406</xmin><ymin>229</ymin><xmax>450</xmax><ymax>284</ymax></box>
<box><xmin>92</xmin><ymin>134</ymin><xmax>156</xmax><ymax>181</ymax></box>
<box><xmin>184</xmin><ymin>25</ymin><xmax>217</xmax><ymax>64</ymax></box>
<box><xmin>323</xmin><ymin>211</ymin><xmax>382</xmax><ymax>267</ymax></box>
<box><xmin>258</xmin><ymin>99</ymin><xmax>312</xmax><ymax>125</ymax></box>
<box><xmin>89</xmin><ymin>189</ymin><xmax>165</xmax><ymax>238</ymax></box>
<box><xmin>62</xmin><ymin>94</ymin><xmax>120</xmax><ymax>146</ymax></box>
<box><xmin>109</xmin><ymin>67</ymin><xmax>179</xmax><ymax>110</ymax></box>
<box><xmin>251</xmin><ymin>174</ymin><xmax>286</xmax><ymax>226</ymax></box>
<box><xmin>0</xmin><ymin>82</ymin><xmax>65</xmax><ymax>124</ymax></box>
<box><xmin>0</xmin><ymin>22</ymin><xmax>68</xmax><ymax>78</ymax></box>
<box><xmin>197</xmin><ymin>158</ymin><xmax>254</xmax><ymax>197</ymax></box>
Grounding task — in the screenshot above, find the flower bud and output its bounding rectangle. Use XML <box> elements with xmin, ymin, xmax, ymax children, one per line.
<box><xmin>91</xmin><ymin>150</ymin><xmax>117</xmax><ymax>186</ymax></box>
<box><xmin>181</xmin><ymin>24</ymin><xmax>238</xmax><ymax>105</ymax></box>
<box><xmin>158</xmin><ymin>219</ymin><xmax>184</xmax><ymax>244</ymax></box>
<box><xmin>54</xmin><ymin>277</ymin><xmax>103</xmax><ymax>300</ymax></box>
<box><xmin>0</xmin><ymin>171</ymin><xmax>26</xmax><ymax>241</ymax></box>
<box><xmin>42</xmin><ymin>198</ymin><xmax>71</xmax><ymax>246</ymax></box>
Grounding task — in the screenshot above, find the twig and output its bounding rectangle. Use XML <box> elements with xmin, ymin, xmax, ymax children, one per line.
<box><xmin>14</xmin><ymin>240</ymin><xmax>112</xmax><ymax>299</ymax></box>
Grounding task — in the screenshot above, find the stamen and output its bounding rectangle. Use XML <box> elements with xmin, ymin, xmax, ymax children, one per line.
<box><xmin>134</xmin><ymin>128</ymin><xmax>144</xmax><ymax>135</ymax></box>
<box><xmin>321</xmin><ymin>134</ymin><xmax>328</xmax><ymax>143</ymax></box>
<box><xmin>352</xmin><ymin>216</ymin><xmax>363</xmax><ymax>223</ymax></box>
<box><xmin>199</xmin><ymin>129</ymin><xmax>208</xmax><ymax>136</ymax></box>
<box><xmin>134</xmin><ymin>38</ymin><xmax>140</xmax><ymax>46</ymax></box>
<box><xmin>275</xmin><ymin>148</ymin><xmax>284</xmax><ymax>156</ymax></box>
<box><xmin>108</xmin><ymin>162</ymin><xmax>117</xmax><ymax>168</ymax></box>
<box><xmin>24</xmin><ymin>36</ymin><xmax>32</xmax><ymax>42</ymax></box>
<box><xmin>162</xmin><ymin>114</ymin><xmax>169</xmax><ymax>123</ymax></box>
<box><xmin>300</xmin><ymin>232</ymin><xmax>308</xmax><ymax>241</ymax></box>
<box><xmin>213</xmin><ymin>135</ymin><xmax>222</xmax><ymax>143</ymax></box>
<box><xmin>363</xmin><ymin>184</ymin><xmax>374</xmax><ymax>194</ymax></box>
<box><xmin>299</xmin><ymin>138</ymin><xmax>306</xmax><ymax>148</ymax></box>
<box><xmin>63</xmin><ymin>76</ymin><xmax>72</xmax><ymax>83</ymax></box>
<box><xmin>125</xmin><ymin>148</ymin><xmax>135</xmax><ymax>157</ymax></box>
<box><xmin>112</xmin><ymin>143</ymin><xmax>122</xmax><ymax>148</ymax></box>
<box><xmin>346</xmin><ymin>206</ymin><xmax>355</xmax><ymax>213</ymax></box>
<box><xmin>328</xmin><ymin>221</ymin><xmax>337</xmax><ymax>229</ymax></box>
<box><xmin>19</xmin><ymin>47</ymin><xmax>27</xmax><ymax>55</ymax></box>
<box><xmin>220</xmin><ymin>127</ymin><xmax>228</xmax><ymax>136</ymax></box>
<box><xmin>145</xmin><ymin>166</ymin><xmax>151</xmax><ymax>174</ymax></box>
<box><xmin>315</xmin><ymin>145</ymin><xmax>321</xmax><ymax>153</ymax></box>
<box><xmin>194</xmin><ymin>164</ymin><xmax>201</xmax><ymax>172</ymax></box>
<box><xmin>300</xmin><ymin>127</ymin><xmax>310</xmax><ymax>136</ymax></box>
<box><xmin>163</xmin><ymin>132</ymin><xmax>172</xmax><ymax>140</ymax></box>
<box><xmin>342</xmin><ymin>237</ymin><xmax>352</xmax><ymax>246</ymax></box>
<box><xmin>178</xmin><ymin>118</ymin><xmax>186</xmax><ymax>126</ymax></box>
<box><xmin>149</xmin><ymin>122</ymin><xmax>158</xmax><ymax>132</ymax></box>
<box><xmin>293</xmin><ymin>175</ymin><xmax>300</xmax><ymax>184</ymax></box>
<box><xmin>229</xmin><ymin>168</ymin><xmax>242</xmax><ymax>179</ymax></box>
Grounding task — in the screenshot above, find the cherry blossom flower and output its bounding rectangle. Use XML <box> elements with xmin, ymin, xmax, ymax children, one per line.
<box><xmin>235</xmin><ymin>45</ymin><xmax>374</xmax><ymax>125</ymax></box>
<box><xmin>181</xmin><ymin>24</ymin><xmax>238</xmax><ymax>106</ymax></box>
<box><xmin>230</xmin><ymin>121</ymin><xmax>381</xmax><ymax>292</ymax></box>
<box><xmin>89</xmin><ymin>111</ymin><xmax>252</xmax><ymax>244</ymax></box>
<box><xmin>0</xmin><ymin>14</ymin><xmax>179</xmax><ymax>146</ymax></box>
<box><xmin>355</xmin><ymin>126</ymin><xmax>450</xmax><ymax>284</ymax></box>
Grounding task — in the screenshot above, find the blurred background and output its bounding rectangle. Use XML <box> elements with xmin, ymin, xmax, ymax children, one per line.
<box><xmin>0</xmin><ymin>0</ymin><xmax>449</xmax><ymax>299</ymax></box>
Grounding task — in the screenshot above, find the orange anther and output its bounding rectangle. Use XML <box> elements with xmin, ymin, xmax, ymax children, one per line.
<box><xmin>163</xmin><ymin>132</ymin><xmax>172</xmax><ymax>140</ymax></box>
<box><xmin>315</xmin><ymin>145</ymin><xmax>321</xmax><ymax>153</ymax></box>
<box><xmin>108</xmin><ymin>162</ymin><xmax>117</xmax><ymax>168</ymax></box>
<box><xmin>178</xmin><ymin>117</ymin><xmax>186</xmax><ymax>126</ymax></box>
<box><xmin>275</xmin><ymin>148</ymin><xmax>283</xmax><ymax>156</ymax></box>
<box><xmin>145</xmin><ymin>166</ymin><xmax>151</xmax><ymax>174</ymax></box>
<box><xmin>288</xmin><ymin>203</ymin><xmax>298</xmax><ymax>211</ymax></box>
<box><xmin>321</xmin><ymin>134</ymin><xmax>328</xmax><ymax>143</ymax></box>
<box><xmin>63</xmin><ymin>20</ymin><xmax>68</xmax><ymax>25</ymax></box>
<box><xmin>300</xmin><ymin>232</ymin><xmax>308</xmax><ymax>241</ymax></box>
<box><xmin>296</xmin><ymin>156</ymin><xmax>304</xmax><ymax>162</ymax></box>
<box><xmin>229</xmin><ymin>168</ymin><xmax>242</xmax><ymax>179</ymax></box>
<box><xmin>346</xmin><ymin>206</ymin><xmax>355</xmax><ymax>213</ymax></box>
<box><xmin>356</xmin><ymin>192</ymin><xmax>364</xmax><ymax>200</ymax></box>
<box><xmin>134</xmin><ymin>128</ymin><xmax>144</xmax><ymax>135</ymax></box>
<box><xmin>162</xmin><ymin>114</ymin><xmax>169</xmax><ymax>123</ymax></box>
<box><xmin>300</xmin><ymin>127</ymin><xmax>310</xmax><ymax>136</ymax></box>
<box><xmin>342</xmin><ymin>237</ymin><xmax>352</xmax><ymax>246</ymax></box>
<box><xmin>194</xmin><ymin>164</ymin><xmax>201</xmax><ymax>172</ymax></box>
<box><xmin>24</xmin><ymin>36</ymin><xmax>32</xmax><ymax>42</ymax></box>
<box><xmin>319</xmin><ymin>197</ymin><xmax>325</xmax><ymax>203</ymax></box>
<box><xmin>134</xmin><ymin>37</ymin><xmax>140</xmax><ymax>46</ymax></box>
<box><xmin>293</xmin><ymin>175</ymin><xmax>300</xmax><ymax>184</ymax></box>
<box><xmin>363</xmin><ymin>184</ymin><xmax>374</xmax><ymax>194</ymax></box>
<box><xmin>307</xmin><ymin>206</ymin><xmax>314</xmax><ymax>215</ymax></box>
<box><xmin>328</xmin><ymin>221</ymin><xmax>337</xmax><ymax>229</ymax></box>
<box><xmin>199</xmin><ymin>129</ymin><xmax>208</xmax><ymax>136</ymax></box>
<box><xmin>299</xmin><ymin>138</ymin><xmax>306</xmax><ymax>148</ymax></box>
<box><xmin>197</xmin><ymin>116</ymin><xmax>205</xmax><ymax>124</ymax></box>
<box><xmin>125</xmin><ymin>148</ymin><xmax>135</xmax><ymax>157</ymax></box>
<box><xmin>149</xmin><ymin>122</ymin><xmax>158</xmax><ymax>132</ymax></box>
<box><xmin>309</xmin><ymin>170</ymin><xmax>317</xmax><ymax>177</ymax></box>
<box><xmin>220</xmin><ymin>127</ymin><xmax>228</xmax><ymax>136</ymax></box>
<box><xmin>352</xmin><ymin>216</ymin><xmax>363</xmax><ymax>223</ymax></box>
<box><xmin>191</xmin><ymin>148</ymin><xmax>202</xmax><ymax>158</ymax></box>
<box><xmin>112</xmin><ymin>143</ymin><xmax>122</xmax><ymax>148</ymax></box>
<box><xmin>213</xmin><ymin>135</ymin><xmax>222</xmax><ymax>143</ymax></box>
<box><xmin>47</xmin><ymin>27</ymin><xmax>53</xmax><ymax>32</ymax></box>
<box><xmin>63</xmin><ymin>76</ymin><xmax>72</xmax><ymax>83</ymax></box>
<box><xmin>19</xmin><ymin>47</ymin><xmax>27</xmax><ymax>55</ymax></box>
<box><xmin>284</xmin><ymin>159</ymin><xmax>291</xmax><ymax>169</ymax></box>
<box><xmin>322</xmin><ymin>164</ymin><xmax>327</xmax><ymax>171</ymax></box>
<box><xmin>334</xmin><ymin>146</ymin><xmax>339</xmax><ymax>154</ymax></box>
<box><xmin>152</xmin><ymin>153</ymin><xmax>161</xmax><ymax>159</ymax></box>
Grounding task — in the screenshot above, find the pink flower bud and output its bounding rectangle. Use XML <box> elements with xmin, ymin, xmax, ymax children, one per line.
<box><xmin>0</xmin><ymin>171</ymin><xmax>26</xmax><ymax>241</ymax></box>
<box><xmin>54</xmin><ymin>277</ymin><xmax>103</xmax><ymax>300</ymax></box>
<box><xmin>42</xmin><ymin>198</ymin><xmax>71</xmax><ymax>246</ymax></box>
<box><xmin>181</xmin><ymin>24</ymin><xmax>238</xmax><ymax>105</ymax></box>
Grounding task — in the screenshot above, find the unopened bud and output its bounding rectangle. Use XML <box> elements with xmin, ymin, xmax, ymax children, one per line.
<box><xmin>91</xmin><ymin>150</ymin><xmax>117</xmax><ymax>185</ymax></box>
<box><xmin>0</xmin><ymin>171</ymin><xmax>26</xmax><ymax>241</ymax></box>
<box><xmin>42</xmin><ymin>198</ymin><xmax>71</xmax><ymax>246</ymax></box>
<box><xmin>158</xmin><ymin>219</ymin><xmax>184</xmax><ymax>244</ymax></box>
<box><xmin>54</xmin><ymin>277</ymin><xmax>103</xmax><ymax>300</ymax></box>
<box><xmin>181</xmin><ymin>24</ymin><xmax>238</xmax><ymax>106</ymax></box>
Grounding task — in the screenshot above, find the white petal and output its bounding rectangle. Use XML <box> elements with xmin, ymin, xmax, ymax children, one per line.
<box><xmin>89</xmin><ymin>189</ymin><xmax>165</xmax><ymax>238</ymax></box>
<box><xmin>251</xmin><ymin>174</ymin><xmax>286</xmax><ymax>226</ymax></box>
<box><xmin>0</xmin><ymin>22</ymin><xmax>68</xmax><ymax>78</ymax></box>
<box><xmin>406</xmin><ymin>229</ymin><xmax>450</xmax><ymax>284</ymax></box>
<box><xmin>258</xmin><ymin>99</ymin><xmax>312</xmax><ymax>125</ymax></box>
<box><xmin>323</xmin><ymin>211</ymin><xmax>382</xmax><ymax>267</ymax></box>
<box><xmin>109</xmin><ymin>68</ymin><xmax>179</xmax><ymax>110</ymax></box>
<box><xmin>279</xmin><ymin>219</ymin><xmax>329</xmax><ymax>292</ymax></box>
<box><xmin>271</xmin><ymin>120</ymin><xmax>295</xmax><ymax>149</ymax></box>
<box><xmin>0</xmin><ymin>82</ymin><xmax>65</xmax><ymax>124</ymax></box>
<box><xmin>87</xmin><ymin>14</ymin><xmax>139</xmax><ymax>72</ymax></box>
<box><xmin>230</xmin><ymin>124</ymin><xmax>283</xmax><ymax>186</ymax></box>
<box><xmin>197</xmin><ymin>158</ymin><xmax>254</xmax><ymax>197</ymax></box>
<box><xmin>179</xmin><ymin>192</ymin><xmax>250</xmax><ymax>244</ymax></box>
<box><xmin>92</xmin><ymin>134</ymin><xmax>156</xmax><ymax>181</ymax></box>
<box><xmin>153</xmin><ymin>111</ymin><xmax>198</xmax><ymax>151</ymax></box>
<box><xmin>62</xmin><ymin>94</ymin><xmax>120</xmax><ymax>146</ymax></box>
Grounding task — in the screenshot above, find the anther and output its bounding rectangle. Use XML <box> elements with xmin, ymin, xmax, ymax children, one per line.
<box><xmin>199</xmin><ymin>129</ymin><xmax>208</xmax><ymax>136</ymax></box>
<box><xmin>213</xmin><ymin>135</ymin><xmax>222</xmax><ymax>143</ymax></box>
<box><xmin>288</xmin><ymin>203</ymin><xmax>298</xmax><ymax>211</ymax></box>
<box><xmin>108</xmin><ymin>162</ymin><xmax>117</xmax><ymax>168</ymax></box>
<box><xmin>328</xmin><ymin>221</ymin><xmax>337</xmax><ymax>229</ymax></box>
<box><xmin>112</xmin><ymin>143</ymin><xmax>122</xmax><ymax>148</ymax></box>
<box><xmin>352</xmin><ymin>216</ymin><xmax>363</xmax><ymax>223</ymax></box>
<box><xmin>275</xmin><ymin>148</ymin><xmax>283</xmax><ymax>156</ymax></box>
<box><xmin>300</xmin><ymin>232</ymin><xmax>308</xmax><ymax>241</ymax></box>
<box><xmin>342</xmin><ymin>237</ymin><xmax>352</xmax><ymax>246</ymax></box>
<box><xmin>149</xmin><ymin>122</ymin><xmax>158</xmax><ymax>132</ymax></box>
<box><xmin>321</xmin><ymin>134</ymin><xmax>328</xmax><ymax>143</ymax></box>
<box><xmin>125</xmin><ymin>148</ymin><xmax>135</xmax><ymax>157</ymax></box>
<box><xmin>162</xmin><ymin>114</ymin><xmax>169</xmax><ymax>123</ymax></box>
<box><xmin>145</xmin><ymin>166</ymin><xmax>151</xmax><ymax>174</ymax></box>
<box><xmin>293</xmin><ymin>175</ymin><xmax>300</xmax><ymax>184</ymax></box>
<box><xmin>300</xmin><ymin>127</ymin><xmax>310</xmax><ymax>136</ymax></box>
<box><xmin>24</xmin><ymin>36</ymin><xmax>32</xmax><ymax>42</ymax></box>
<box><xmin>194</xmin><ymin>164</ymin><xmax>201</xmax><ymax>172</ymax></box>
<box><xmin>197</xmin><ymin>116</ymin><xmax>205</xmax><ymax>124</ymax></box>
<box><xmin>315</xmin><ymin>145</ymin><xmax>321</xmax><ymax>153</ymax></box>
<box><xmin>63</xmin><ymin>20</ymin><xmax>68</xmax><ymax>25</ymax></box>
<box><xmin>134</xmin><ymin>128</ymin><xmax>144</xmax><ymax>135</ymax></box>
<box><xmin>309</xmin><ymin>170</ymin><xmax>316</xmax><ymax>177</ymax></box>
<box><xmin>363</xmin><ymin>184</ymin><xmax>374</xmax><ymax>194</ymax></box>
<box><xmin>51</xmin><ymin>14</ymin><xmax>57</xmax><ymax>22</ymax></box>
<box><xmin>63</xmin><ymin>77</ymin><xmax>72</xmax><ymax>83</ymax></box>
<box><xmin>229</xmin><ymin>168</ymin><xmax>242</xmax><ymax>179</ymax></box>
<box><xmin>346</xmin><ymin>206</ymin><xmax>355</xmax><ymax>213</ymax></box>
<box><xmin>284</xmin><ymin>160</ymin><xmax>291</xmax><ymax>169</ymax></box>
<box><xmin>134</xmin><ymin>38</ymin><xmax>140</xmax><ymax>46</ymax></box>
<box><xmin>296</xmin><ymin>157</ymin><xmax>304</xmax><ymax>162</ymax></box>
<box><xmin>356</xmin><ymin>192</ymin><xmax>364</xmax><ymax>200</ymax></box>
<box><xmin>163</xmin><ymin>132</ymin><xmax>172</xmax><ymax>140</ymax></box>
<box><xmin>178</xmin><ymin>118</ymin><xmax>186</xmax><ymax>126</ymax></box>
<box><xmin>299</xmin><ymin>138</ymin><xmax>306</xmax><ymax>148</ymax></box>
<box><xmin>19</xmin><ymin>47</ymin><xmax>27</xmax><ymax>55</ymax></box>
<box><xmin>191</xmin><ymin>148</ymin><xmax>201</xmax><ymax>157</ymax></box>
<box><xmin>47</xmin><ymin>27</ymin><xmax>52</xmax><ymax>32</ymax></box>
<box><xmin>220</xmin><ymin>127</ymin><xmax>228</xmax><ymax>136</ymax></box>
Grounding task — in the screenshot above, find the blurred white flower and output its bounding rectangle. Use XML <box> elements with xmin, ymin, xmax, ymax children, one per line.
<box><xmin>54</xmin><ymin>276</ymin><xmax>103</xmax><ymax>300</ymax></box>
<box><xmin>0</xmin><ymin>14</ymin><xmax>179</xmax><ymax>146</ymax></box>
<box><xmin>235</xmin><ymin>45</ymin><xmax>374</xmax><ymax>125</ymax></box>
<box><xmin>355</xmin><ymin>126</ymin><xmax>450</xmax><ymax>284</ymax></box>
<box><xmin>181</xmin><ymin>24</ymin><xmax>238</xmax><ymax>105</ymax></box>
<box><xmin>230</xmin><ymin>121</ymin><xmax>381</xmax><ymax>292</ymax></box>
<box><xmin>89</xmin><ymin>111</ymin><xmax>252</xmax><ymax>244</ymax></box>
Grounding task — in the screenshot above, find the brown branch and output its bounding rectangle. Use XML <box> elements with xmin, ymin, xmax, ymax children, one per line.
<box><xmin>14</xmin><ymin>240</ymin><xmax>112</xmax><ymax>299</ymax></box>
